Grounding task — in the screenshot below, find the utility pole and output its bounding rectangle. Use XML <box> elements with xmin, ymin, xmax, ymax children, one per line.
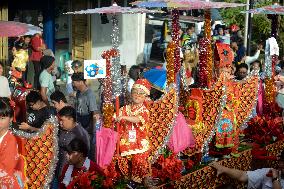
<box><xmin>246</xmin><ymin>0</ymin><xmax>254</xmax><ymax>55</ymax></box>
<box><xmin>244</xmin><ymin>0</ymin><xmax>250</xmax><ymax>50</ymax></box>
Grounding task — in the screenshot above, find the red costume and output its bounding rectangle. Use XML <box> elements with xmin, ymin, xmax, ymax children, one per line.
<box><xmin>0</xmin><ymin>131</ymin><xmax>25</xmax><ymax>189</ymax></box>
<box><xmin>59</xmin><ymin>158</ymin><xmax>103</xmax><ymax>189</ymax></box>
<box><xmin>116</xmin><ymin>79</ymin><xmax>151</xmax><ymax>183</ymax></box>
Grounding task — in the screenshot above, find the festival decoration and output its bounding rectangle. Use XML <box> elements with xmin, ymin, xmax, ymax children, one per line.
<box><xmin>166</xmin><ymin>42</ymin><xmax>176</xmax><ymax>85</ymax></box>
<box><xmin>172</xmin><ymin>9</ymin><xmax>181</xmax><ymax>74</ymax></box>
<box><xmin>264</xmin><ymin>38</ymin><xmax>279</xmax><ymax>105</ymax></box>
<box><xmin>152</xmin><ymin>153</ymin><xmax>183</xmax><ymax>182</ymax></box>
<box><xmin>244</xmin><ymin>115</ymin><xmax>284</xmax><ymax>146</ymax></box>
<box><xmin>148</xmin><ymin>84</ymin><xmax>178</xmax><ymax>162</ymax></box>
<box><xmin>198</xmin><ymin>38</ymin><xmax>210</xmax><ymax>88</ymax></box>
<box><xmin>110</xmin><ymin>15</ymin><xmax>122</xmax><ymax>97</ymax></box>
<box><xmin>101</xmin><ymin>49</ymin><xmax>118</xmax><ymax>128</ymax></box>
<box><xmin>11</xmin><ymin>116</ymin><xmax>59</xmax><ymax>188</ymax></box>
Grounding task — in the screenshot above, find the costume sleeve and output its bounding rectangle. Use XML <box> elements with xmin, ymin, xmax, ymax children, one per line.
<box><xmin>0</xmin><ymin>134</ymin><xmax>18</xmax><ymax>175</ymax></box>
<box><xmin>59</xmin><ymin>164</ymin><xmax>68</xmax><ymax>189</ymax></box>
<box><xmin>246</xmin><ymin>168</ymin><xmax>270</xmax><ymax>189</ymax></box>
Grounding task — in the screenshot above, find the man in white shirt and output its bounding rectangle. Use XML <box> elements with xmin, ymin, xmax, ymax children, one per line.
<box><xmin>0</xmin><ymin>76</ymin><xmax>11</xmax><ymax>98</ymax></box>
<box><xmin>210</xmin><ymin>151</ymin><xmax>284</xmax><ymax>189</ymax></box>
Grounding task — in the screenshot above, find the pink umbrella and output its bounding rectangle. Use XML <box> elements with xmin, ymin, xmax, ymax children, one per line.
<box><xmin>175</xmin><ymin>0</ymin><xmax>245</xmax><ymax>10</ymax></box>
<box><xmin>64</xmin><ymin>3</ymin><xmax>162</xmax><ymax>14</ymax></box>
<box><xmin>0</xmin><ymin>21</ymin><xmax>28</xmax><ymax>37</ymax></box>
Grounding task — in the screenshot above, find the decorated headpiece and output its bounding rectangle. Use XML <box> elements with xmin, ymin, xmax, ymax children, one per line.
<box><xmin>12</xmin><ymin>49</ymin><xmax>29</xmax><ymax>71</ymax></box>
<box><xmin>132</xmin><ymin>79</ymin><xmax>151</xmax><ymax>95</ymax></box>
<box><xmin>215</xmin><ymin>43</ymin><xmax>234</xmax><ymax>69</ymax></box>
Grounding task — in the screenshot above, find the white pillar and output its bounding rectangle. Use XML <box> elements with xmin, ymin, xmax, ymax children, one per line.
<box><xmin>244</xmin><ymin>0</ymin><xmax>250</xmax><ymax>49</ymax></box>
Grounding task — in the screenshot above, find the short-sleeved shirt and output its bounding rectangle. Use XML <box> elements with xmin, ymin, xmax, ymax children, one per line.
<box><xmin>0</xmin><ymin>76</ymin><xmax>11</xmax><ymax>97</ymax></box>
<box><xmin>75</xmin><ymin>88</ymin><xmax>98</xmax><ymax>129</ymax></box>
<box><xmin>27</xmin><ymin>106</ymin><xmax>57</xmax><ymax>128</ymax></box>
<box><xmin>247</xmin><ymin>168</ymin><xmax>284</xmax><ymax>189</ymax></box>
<box><xmin>39</xmin><ymin>69</ymin><xmax>55</xmax><ymax>99</ymax></box>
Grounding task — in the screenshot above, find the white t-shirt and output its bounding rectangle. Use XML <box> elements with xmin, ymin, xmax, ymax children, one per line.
<box><xmin>247</xmin><ymin>168</ymin><xmax>284</xmax><ymax>189</ymax></box>
<box><xmin>0</xmin><ymin>76</ymin><xmax>11</xmax><ymax>97</ymax></box>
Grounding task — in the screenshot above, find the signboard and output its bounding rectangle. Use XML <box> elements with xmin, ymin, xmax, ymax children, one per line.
<box><xmin>84</xmin><ymin>59</ymin><xmax>106</xmax><ymax>79</ymax></box>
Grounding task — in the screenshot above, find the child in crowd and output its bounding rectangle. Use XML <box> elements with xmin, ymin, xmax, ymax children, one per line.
<box><xmin>59</xmin><ymin>138</ymin><xmax>103</xmax><ymax>189</ymax></box>
<box><xmin>50</xmin><ymin>90</ymin><xmax>68</xmax><ymax>112</ymax></box>
<box><xmin>0</xmin><ymin>97</ymin><xmax>25</xmax><ymax>189</ymax></box>
<box><xmin>115</xmin><ymin>79</ymin><xmax>151</xmax><ymax>186</ymax></box>
<box><xmin>19</xmin><ymin>90</ymin><xmax>56</xmax><ymax>131</ymax></box>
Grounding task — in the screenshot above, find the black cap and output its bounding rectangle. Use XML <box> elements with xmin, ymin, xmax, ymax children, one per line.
<box><xmin>40</xmin><ymin>55</ymin><xmax>55</xmax><ymax>69</ymax></box>
<box><xmin>71</xmin><ymin>72</ymin><xmax>86</xmax><ymax>81</ymax></box>
<box><xmin>63</xmin><ymin>138</ymin><xmax>88</xmax><ymax>157</ymax></box>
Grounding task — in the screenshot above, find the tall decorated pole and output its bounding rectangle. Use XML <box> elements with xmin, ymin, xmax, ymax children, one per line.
<box><xmin>171</xmin><ymin>9</ymin><xmax>181</xmax><ymax>82</ymax></box>
<box><xmin>198</xmin><ymin>9</ymin><xmax>213</xmax><ymax>88</ymax></box>
<box><xmin>101</xmin><ymin>49</ymin><xmax>118</xmax><ymax>129</ymax></box>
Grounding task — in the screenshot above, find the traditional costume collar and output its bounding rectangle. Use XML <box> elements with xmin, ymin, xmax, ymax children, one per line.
<box><xmin>62</xmin><ymin>157</ymin><xmax>91</xmax><ymax>187</ymax></box>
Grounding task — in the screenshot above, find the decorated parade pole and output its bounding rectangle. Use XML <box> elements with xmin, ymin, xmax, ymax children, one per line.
<box><xmin>110</xmin><ymin>16</ymin><xmax>122</xmax><ymax>152</ymax></box>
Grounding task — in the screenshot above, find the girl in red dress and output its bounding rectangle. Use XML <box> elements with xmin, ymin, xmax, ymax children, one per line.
<box><xmin>0</xmin><ymin>97</ymin><xmax>25</xmax><ymax>189</ymax></box>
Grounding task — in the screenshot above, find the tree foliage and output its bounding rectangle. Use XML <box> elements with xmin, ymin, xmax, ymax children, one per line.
<box><xmin>219</xmin><ymin>0</ymin><xmax>284</xmax><ymax>55</ymax></box>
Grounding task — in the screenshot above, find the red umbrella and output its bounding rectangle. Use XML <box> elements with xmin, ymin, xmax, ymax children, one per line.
<box><xmin>0</xmin><ymin>21</ymin><xmax>28</xmax><ymax>37</ymax></box>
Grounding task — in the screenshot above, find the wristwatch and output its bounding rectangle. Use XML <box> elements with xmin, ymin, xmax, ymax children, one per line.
<box><xmin>272</xmin><ymin>177</ymin><xmax>280</xmax><ymax>183</ymax></box>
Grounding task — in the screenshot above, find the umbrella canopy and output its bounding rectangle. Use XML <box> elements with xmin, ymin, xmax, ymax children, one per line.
<box><xmin>22</xmin><ymin>24</ymin><xmax>42</xmax><ymax>36</ymax></box>
<box><xmin>143</xmin><ymin>67</ymin><xmax>167</xmax><ymax>91</ymax></box>
<box><xmin>131</xmin><ymin>0</ymin><xmax>188</xmax><ymax>8</ymax></box>
<box><xmin>0</xmin><ymin>21</ymin><xmax>28</xmax><ymax>37</ymax></box>
<box><xmin>132</xmin><ymin>0</ymin><xmax>245</xmax><ymax>9</ymax></box>
<box><xmin>241</xmin><ymin>4</ymin><xmax>284</xmax><ymax>15</ymax></box>
<box><xmin>64</xmin><ymin>3</ymin><xmax>162</xmax><ymax>14</ymax></box>
<box><xmin>175</xmin><ymin>0</ymin><xmax>246</xmax><ymax>10</ymax></box>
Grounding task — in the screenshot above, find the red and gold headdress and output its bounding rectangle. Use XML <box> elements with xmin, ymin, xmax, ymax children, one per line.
<box><xmin>215</xmin><ymin>43</ymin><xmax>234</xmax><ymax>69</ymax></box>
<box><xmin>132</xmin><ymin>79</ymin><xmax>152</xmax><ymax>95</ymax></box>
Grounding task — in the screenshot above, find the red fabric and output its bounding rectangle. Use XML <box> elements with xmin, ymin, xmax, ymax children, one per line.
<box><xmin>0</xmin><ymin>131</ymin><xmax>23</xmax><ymax>189</ymax></box>
<box><xmin>118</xmin><ymin>104</ymin><xmax>150</xmax><ymax>156</ymax></box>
<box><xmin>30</xmin><ymin>35</ymin><xmax>45</xmax><ymax>61</ymax></box>
<box><xmin>59</xmin><ymin>160</ymin><xmax>103</xmax><ymax>189</ymax></box>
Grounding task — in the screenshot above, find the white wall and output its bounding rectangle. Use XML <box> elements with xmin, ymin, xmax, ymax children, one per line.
<box><xmin>91</xmin><ymin>14</ymin><xmax>145</xmax><ymax>69</ymax></box>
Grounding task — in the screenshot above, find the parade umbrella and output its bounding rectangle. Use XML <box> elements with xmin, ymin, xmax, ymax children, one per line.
<box><xmin>143</xmin><ymin>67</ymin><xmax>167</xmax><ymax>91</ymax></box>
<box><xmin>0</xmin><ymin>21</ymin><xmax>28</xmax><ymax>37</ymax></box>
<box><xmin>175</xmin><ymin>0</ymin><xmax>245</xmax><ymax>10</ymax></box>
<box><xmin>64</xmin><ymin>3</ymin><xmax>162</xmax><ymax>14</ymax></box>
<box><xmin>241</xmin><ymin>4</ymin><xmax>284</xmax><ymax>15</ymax></box>
<box><xmin>22</xmin><ymin>24</ymin><xmax>42</xmax><ymax>36</ymax></box>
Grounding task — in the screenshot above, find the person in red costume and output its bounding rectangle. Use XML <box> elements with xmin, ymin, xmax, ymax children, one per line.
<box><xmin>59</xmin><ymin>138</ymin><xmax>103</xmax><ymax>189</ymax></box>
<box><xmin>30</xmin><ymin>32</ymin><xmax>46</xmax><ymax>89</ymax></box>
<box><xmin>0</xmin><ymin>98</ymin><xmax>25</xmax><ymax>189</ymax></box>
<box><xmin>115</xmin><ymin>79</ymin><xmax>151</xmax><ymax>185</ymax></box>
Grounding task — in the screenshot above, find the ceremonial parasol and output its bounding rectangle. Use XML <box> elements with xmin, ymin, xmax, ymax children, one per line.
<box><xmin>241</xmin><ymin>4</ymin><xmax>284</xmax><ymax>15</ymax></box>
<box><xmin>143</xmin><ymin>67</ymin><xmax>167</xmax><ymax>91</ymax></box>
<box><xmin>23</xmin><ymin>24</ymin><xmax>42</xmax><ymax>36</ymax></box>
<box><xmin>0</xmin><ymin>21</ymin><xmax>28</xmax><ymax>37</ymax></box>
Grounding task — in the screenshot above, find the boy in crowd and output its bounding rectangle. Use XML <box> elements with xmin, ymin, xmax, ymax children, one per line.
<box><xmin>57</xmin><ymin>106</ymin><xmax>90</xmax><ymax>175</ymax></box>
<box><xmin>19</xmin><ymin>90</ymin><xmax>56</xmax><ymax>131</ymax></box>
<box><xmin>50</xmin><ymin>90</ymin><xmax>68</xmax><ymax>112</ymax></box>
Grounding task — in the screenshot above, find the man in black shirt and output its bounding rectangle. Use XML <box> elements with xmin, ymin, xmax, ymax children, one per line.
<box><xmin>19</xmin><ymin>90</ymin><xmax>56</xmax><ymax>131</ymax></box>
